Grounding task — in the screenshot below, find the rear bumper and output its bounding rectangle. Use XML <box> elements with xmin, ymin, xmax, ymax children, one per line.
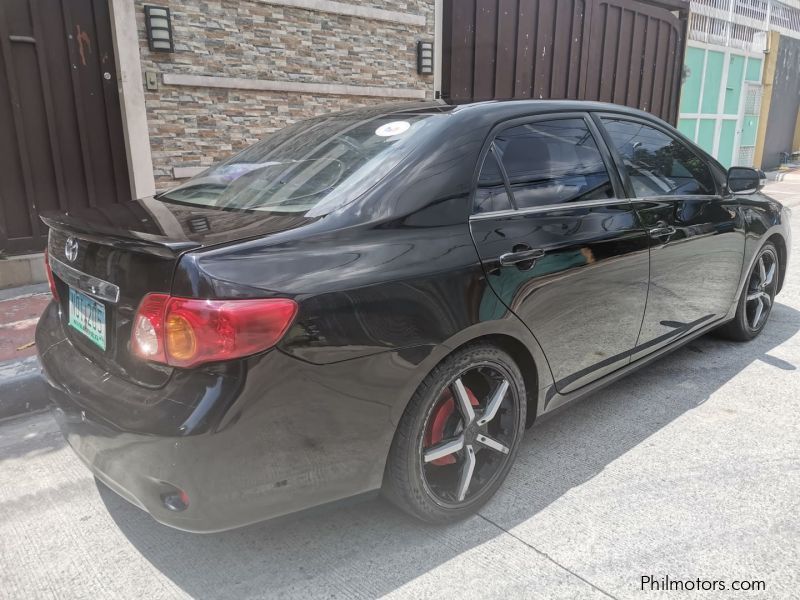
<box><xmin>49</xmin><ymin>400</ymin><xmax>191</xmax><ymax>522</ymax></box>
<box><xmin>36</xmin><ymin>301</ymin><xmax>416</xmax><ymax>532</ymax></box>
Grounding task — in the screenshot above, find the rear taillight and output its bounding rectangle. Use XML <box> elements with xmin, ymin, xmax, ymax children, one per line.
<box><xmin>132</xmin><ymin>294</ymin><xmax>169</xmax><ymax>363</ymax></box>
<box><xmin>44</xmin><ymin>248</ymin><xmax>59</xmax><ymax>301</ymax></box>
<box><xmin>131</xmin><ymin>294</ymin><xmax>297</xmax><ymax>368</ymax></box>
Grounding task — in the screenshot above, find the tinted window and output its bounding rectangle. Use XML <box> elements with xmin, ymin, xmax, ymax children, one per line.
<box><xmin>493</xmin><ymin>118</ymin><xmax>614</xmax><ymax>209</ymax></box>
<box><xmin>159</xmin><ymin>113</ymin><xmax>445</xmax><ymax>216</ymax></box>
<box><xmin>601</xmin><ymin>118</ymin><xmax>716</xmax><ymax>197</ymax></box>
<box><xmin>474</xmin><ymin>147</ymin><xmax>513</xmax><ymax>214</ymax></box>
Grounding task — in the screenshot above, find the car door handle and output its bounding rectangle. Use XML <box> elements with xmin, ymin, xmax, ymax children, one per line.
<box><xmin>498</xmin><ymin>248</ymin><xmax>545</xmax><ymax>266</ymax></box>
<box><xmin>649</xmin><ymin>225</ymin><xmax>676</xmax><ymax>238</ymax></box>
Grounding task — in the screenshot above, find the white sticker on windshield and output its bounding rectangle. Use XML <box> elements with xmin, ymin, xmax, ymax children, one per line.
<box><xmin>375</xmin><ymin>121</ymin><xmax>411</xmax><ymax>137</ymax></box>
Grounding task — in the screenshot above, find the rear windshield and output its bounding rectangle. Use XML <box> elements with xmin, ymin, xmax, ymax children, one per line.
<box><xmin>158</xmin><ymin>113</ymin><xmax>443</xmax><ymax>216</ymax></box>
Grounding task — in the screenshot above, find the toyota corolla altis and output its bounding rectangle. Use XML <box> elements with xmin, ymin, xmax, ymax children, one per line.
<box><xmin>37</xmin><ymin>100</ymin><xmax>790</xmax><ymax>532</ymax></box>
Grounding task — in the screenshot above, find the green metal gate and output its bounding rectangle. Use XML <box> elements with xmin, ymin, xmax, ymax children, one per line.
<box><xmin>676</xmin><ymin>42</ymin><xmax>763</xmax><ymax>167</ymax></box>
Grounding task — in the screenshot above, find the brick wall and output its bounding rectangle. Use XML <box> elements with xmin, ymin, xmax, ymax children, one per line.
<box><xmin>133</xmin><ymin>0</ymin><xmax>435</xmax><ymax>188</ymax></box>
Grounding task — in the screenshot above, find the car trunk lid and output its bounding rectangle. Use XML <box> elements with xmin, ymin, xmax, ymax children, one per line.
<box><xmin>42</xmin><ymin>198</ymin><xmax>314</xmax><ymax>387</ymax></box>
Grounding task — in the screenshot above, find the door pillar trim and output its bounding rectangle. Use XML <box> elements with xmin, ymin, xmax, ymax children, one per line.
<box><xmin>108</xmin><ymin>0</ymin><xmax>155</xmax><ymax>199</ymax></box>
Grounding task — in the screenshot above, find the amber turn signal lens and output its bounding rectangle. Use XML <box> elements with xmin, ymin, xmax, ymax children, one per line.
<box><xmin>166</xmin><ymin>313</ymin><xmax>197</xmax><ymax>361</ymax></box>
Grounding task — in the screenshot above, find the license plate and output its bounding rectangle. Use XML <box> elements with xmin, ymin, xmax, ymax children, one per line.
<box><xmin>68</xmin><ymin>287</ymin><xmax>106</xmax><ymax>350</ymax></box>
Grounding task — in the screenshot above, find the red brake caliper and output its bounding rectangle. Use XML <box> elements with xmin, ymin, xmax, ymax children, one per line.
<box><xmin>424</xmin><ymin>386</ymin><xmax>480</xmax><ymax>466</ymax></box>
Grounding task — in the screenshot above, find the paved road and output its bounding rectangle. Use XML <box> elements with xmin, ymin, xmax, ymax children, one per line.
<box><xmin>0</xmin><ymin>290</ymin><xmax>48</xmax><ymax>362</ymax></box>
<box><xmin>2</xmin><ymin>180</ymin><xmax>800</xmax><ymax>599</ymax></box>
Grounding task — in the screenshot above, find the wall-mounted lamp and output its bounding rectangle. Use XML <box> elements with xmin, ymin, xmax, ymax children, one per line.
<box><xmin>145</xmin><ymin>5</ymin><xmax>174</xmax><ymax>52</ymax></box>
<box><xmin>417</xmin><ymin>41</ymin><xmax>433</xmax><ymax>75</ymax></box>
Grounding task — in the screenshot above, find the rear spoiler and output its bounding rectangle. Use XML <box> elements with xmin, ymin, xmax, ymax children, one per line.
<box><xmin>41</xmin><ymin>213</ymin><xmax>200</xmax><ymax>259</ymax></box>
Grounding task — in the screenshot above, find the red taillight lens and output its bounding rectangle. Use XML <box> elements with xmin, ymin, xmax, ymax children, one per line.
<box><xmin>44</xmin><ymin>248</ymin><xmax>59</xmax><ymax>301</ymax></box>
<box><xmin>131</xmin><ymin>294</ymin><xmax>297</xmax><ymax>368</ymax></box>
<box><xmin>163</xmin><ymin>298</ymin><xmax>298</xmax><ymax>368</ymax></box>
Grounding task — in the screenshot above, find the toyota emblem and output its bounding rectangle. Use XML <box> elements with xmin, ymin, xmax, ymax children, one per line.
<box><xmin>65</xmin><ymin>237</ymin><xmax>79</xmax><ymax>262</ymax></box>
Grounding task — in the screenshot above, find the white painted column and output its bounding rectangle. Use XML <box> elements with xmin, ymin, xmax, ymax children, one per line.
<box><xmin>434</xmin><ymin>0</ymin><xmax>443</xmax><ymax>98</ymax></box>
<box><xmin>108</xmin><ymin>0</ymin><xmax>156</xmax><ymax>199</ymax></box>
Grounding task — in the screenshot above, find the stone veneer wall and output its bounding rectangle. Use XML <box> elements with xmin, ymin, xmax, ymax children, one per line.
<box><xmin>133</xmin><ymin>0</ymin><xmax>436</xmax><ymax>188</ymax></box>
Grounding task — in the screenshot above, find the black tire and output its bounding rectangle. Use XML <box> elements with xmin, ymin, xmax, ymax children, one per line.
<box><xmin>717</xmin><ymin>242</ymin><xmax>779</xmax><ymax>342</ymax></box>
<box><xmin>383</xmin><ymin>343</ymin><xmax>526</xmax><ymax>523</ymax></box>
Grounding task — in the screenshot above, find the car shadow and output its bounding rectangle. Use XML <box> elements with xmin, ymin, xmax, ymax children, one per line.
<box><xmin>99</xmin><ymin>301</ymin><xmax>800</xmax><ymax>599</ymax></box>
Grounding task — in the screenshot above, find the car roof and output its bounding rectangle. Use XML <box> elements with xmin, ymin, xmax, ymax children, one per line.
<box><xmin>340</xmin><ymin>99</ymin><xmax>670</xmax><ymax>127</ymax></box>
<box><xmin>450</xmin><ymin>99</ymin><xmax>663</xmax><ymax>121</ymax></box>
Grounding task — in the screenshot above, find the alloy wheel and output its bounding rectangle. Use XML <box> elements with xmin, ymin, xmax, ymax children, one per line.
<box><xmin>420</xmin><ymin>364</ymin><xmax>519</xmax><ymax>507</ymax></box>
<box><xmin>745</xmin><ymin>248</ymin><xmax>778</xmax><ymax>331</ymax></box>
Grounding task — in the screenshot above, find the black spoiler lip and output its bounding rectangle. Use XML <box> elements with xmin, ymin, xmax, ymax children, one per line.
<box><xmin>41</xmin><ymin>212</ymin><xmax>200</xmax><ymax>259</ymax></box>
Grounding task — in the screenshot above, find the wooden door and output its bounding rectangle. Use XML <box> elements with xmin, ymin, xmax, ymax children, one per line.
<box><xmin>0</xmin><ymin>0</ymin><xmax>130</xmax><ymax>254</ymax></box>
<box><xmin>440</xmin><ymin>0</ymin><xmax>688</xmax><ymax>124</ymax></box>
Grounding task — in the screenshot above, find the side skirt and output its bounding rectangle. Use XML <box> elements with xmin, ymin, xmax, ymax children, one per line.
<box><xmin>536</xmin><ymin>316</ymin><xmax>731</xmax><ymax>420</ymax></box>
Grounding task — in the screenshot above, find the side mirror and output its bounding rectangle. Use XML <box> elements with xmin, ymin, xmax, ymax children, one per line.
<box><xmin>727</xmin><ymin>167</ymin><xmax>763</xmax><ymax>195</ymax></box>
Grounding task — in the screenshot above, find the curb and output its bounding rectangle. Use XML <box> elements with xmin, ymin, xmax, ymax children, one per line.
<box><xmin>766</xmin><ymin>170</ymin><xmax>800</xmax><ymax>182</ymax></box>
<box><xmin>0</xmin><ymin>356</ymin><xmax>48</xmax><ymax>421</ymax></box>
<box><xmin>0</xmin><ymin>282</ymin><xmax>49</xmax><ymax>301</ymax></box>
<box><xmin>0</xmin><ymin>252</ymin><xmax>46</xmax><ymax>290</ymax></box>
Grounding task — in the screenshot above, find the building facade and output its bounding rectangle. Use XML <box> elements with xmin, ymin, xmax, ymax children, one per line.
<box><xmin>2</xmin><ymin>0</ymin><xmax>694</xmax><ymax>255</ymax></box>
<box><xmin>135</xmin><ymin>0</ymin><xmax>436</xmax><ymax>188</ymax></box>
<box><xmin>677</xmin><ymin>0</ymin><xmax>800</xmax><ymax>169</ymax></box>
<box><xmin>8</xmin><ymin>0</ymin><xmax>793</xmax><ymax>259</ymax></box>
<box><xmin>0</xmin><ymin>0</ymin><xmax>437</xmax><ymax>254</ymax></box>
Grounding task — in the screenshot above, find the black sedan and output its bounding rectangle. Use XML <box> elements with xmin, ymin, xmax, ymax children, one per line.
<box><xmin>37</xmin><ymin>100</ymin><xmax>790</xmax><ymax>532</ymax></box>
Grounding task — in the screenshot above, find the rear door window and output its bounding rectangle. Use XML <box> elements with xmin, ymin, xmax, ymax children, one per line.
<box><xmin>474</xmin><ymin>146</ymin><xmax>513</xmax><ymax>214</ymax></box>
<box><xmin>492</xmin><ymin>118</ymin><xmax>614</xmax><ymax>210</ymax></box>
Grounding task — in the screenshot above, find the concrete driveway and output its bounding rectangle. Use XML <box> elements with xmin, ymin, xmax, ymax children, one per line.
<box><xmin>2</xmin><ymin>180</ymin><xmax>799</xmax><ymax>599</ymax></box>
